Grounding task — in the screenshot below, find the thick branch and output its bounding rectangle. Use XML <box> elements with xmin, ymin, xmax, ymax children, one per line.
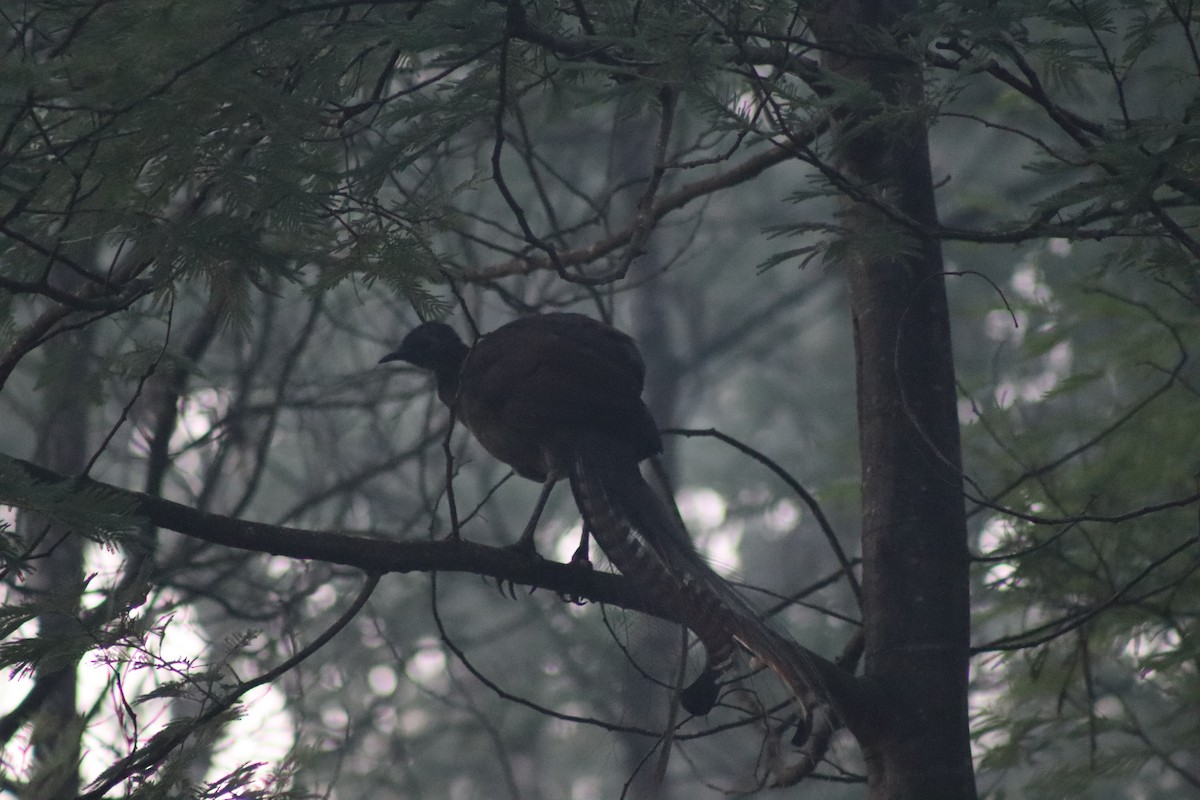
<box><xmin>3</xmin><ymin>453</ymin><xmax>641</xmax><ymax>605</ymax></box>
<box><xmin>1</xmin><ymin>452</ymin><xmax>860</xmax><ymax>715</ymax></box>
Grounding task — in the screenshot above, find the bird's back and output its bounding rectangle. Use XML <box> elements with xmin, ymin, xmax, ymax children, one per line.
<box><xmin>456</xmin><ymin>313</ymin><xmax>662</xmax><ymax>480</ymax></box>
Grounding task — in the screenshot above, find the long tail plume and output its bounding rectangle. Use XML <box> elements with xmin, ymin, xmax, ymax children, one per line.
<box><xmin>567</xmin><ymin>433</ymin><xmax>836</xmax><ymax>737</ymax></box>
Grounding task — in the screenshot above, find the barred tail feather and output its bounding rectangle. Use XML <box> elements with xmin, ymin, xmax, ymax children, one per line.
<box><xmin>567</xmin><ymin>433</ymin><xmax>831</xmax><ymax>728</ymax></box>
<box><xmin>568</xmin><ymin>449</ymin><xmax>738</xmax><ymax>713</ymax></box>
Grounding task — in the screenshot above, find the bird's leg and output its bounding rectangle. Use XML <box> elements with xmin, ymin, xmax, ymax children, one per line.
<box><xmin>496</xmin><ymin>477</ymin><xmax>556</xmax><ymax>597</ymax></box>
<box><xmin>570</xmin><ymin>525</ymin><xmax>592</xmax><ymax>568</ymax></box>
<box><xmin>507</xmin><ymin>476</ymin><xmax>557</xmax><ymax>556</ymax></box>
<box><xmin>553</xmin><ymin>525</ymin><xmax>594</xmax><ymax>606</ymax></box>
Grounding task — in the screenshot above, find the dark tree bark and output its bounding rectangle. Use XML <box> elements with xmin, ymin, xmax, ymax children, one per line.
<box><xmin>22</xmin><ymin>333</ymin><xmax>90</xmax><ymax>800</ymax></box>
<box><xmin>814</xmin><ymin>3</ymin><xmax>978</xmax><ymax>799</ymax></box>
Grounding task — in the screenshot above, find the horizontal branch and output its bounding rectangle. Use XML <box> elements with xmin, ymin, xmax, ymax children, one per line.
<box><xmin>2</xmin><ymin>451</ymin><xmax>868</xmax><ymax>732</ymax></box>
<box><xmin>2</xmin><ymin>453</ymin><xmax>659</xmax><ymax>614</ymax></box>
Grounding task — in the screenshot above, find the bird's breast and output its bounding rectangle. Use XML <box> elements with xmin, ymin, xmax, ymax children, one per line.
<box><xmin>461</xmin><ymin>414</ymin><xmax>562</xmax><ymax>482</ymax></box>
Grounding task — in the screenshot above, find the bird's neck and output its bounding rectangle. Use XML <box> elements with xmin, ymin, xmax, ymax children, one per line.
<box><xmin>434</xmin><ymin>368</ymin><xmax>460</xmax><ymax>407</ymax></box>
<box><xmin>433</xmin><ymin>347</ymin><xmax>468</xmax><ymax>408</ymax></box>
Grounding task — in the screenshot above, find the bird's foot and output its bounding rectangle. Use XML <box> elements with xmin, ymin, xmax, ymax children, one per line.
<box><xmin>504</xmin><ymin>535</ymin><xmax>542</xmax><ymax>559</ymax></box>
<box><xmin>569</xmin><ymin>526</ymin><xmax>592</xmax><ymax>570</ymax></box>
<box><xmin>495</xmin><ymin>537</ymin><xmax>544</xmax><ymax>598</ymax></box>
<box><xmin>553</xmin><ymin>542</ymin><xmax>594</xmax><ymax>605</ymax></box>
<box><xmin>568</xmin><ymin>543</ymin><xmax>592</xmax><ymax>571</ymax></box>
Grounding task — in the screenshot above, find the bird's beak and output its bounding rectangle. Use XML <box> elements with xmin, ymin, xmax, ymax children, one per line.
<box><xmin>378</xmin><ymin>348</ymin><xmax>406</xmax><ymax>365</ymax></box>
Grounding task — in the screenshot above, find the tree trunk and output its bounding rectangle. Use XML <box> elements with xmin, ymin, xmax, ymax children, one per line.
<box><xmin>22</xmin><ymin>332</ymin><xmax>90</xmax><ymax>800</ymax></box>
<box><xmin>814</xmin><ymin>3</ymin><xmax>978</xmax><ymax>799</ymax></box>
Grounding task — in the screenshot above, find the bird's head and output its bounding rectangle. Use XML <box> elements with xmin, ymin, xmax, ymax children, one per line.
<box><xmin>379</xmin><ymin>321</ymin><xmax>469</xmax><ymax>372</ymax></box>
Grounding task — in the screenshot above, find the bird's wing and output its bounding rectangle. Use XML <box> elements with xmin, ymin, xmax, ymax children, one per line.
<box><xmin>462</xmin><ymin>313</ymin><xmax>652</xmax><ymax>434</ymax></box>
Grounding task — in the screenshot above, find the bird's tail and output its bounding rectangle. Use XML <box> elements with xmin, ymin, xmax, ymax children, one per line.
<box><xmin>567</xmin><ymin>432</ymin><xmax>830</xmax><ymax>724</ymax></box>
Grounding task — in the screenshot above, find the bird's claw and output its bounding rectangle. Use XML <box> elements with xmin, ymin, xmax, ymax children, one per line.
<box><xmin>569</xmin><ymin>545</ymin><xmax>592</xmax><ymax>570</ymax></box>
<box><xmin>556</xmin><ymin>553</ymin><xmax>593</xmax><ymax>605</ymax></box>
<box><xmin>495</xmin><ymin>538</ymin><xmax>543</xmax><ymax>598</ymax></box>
